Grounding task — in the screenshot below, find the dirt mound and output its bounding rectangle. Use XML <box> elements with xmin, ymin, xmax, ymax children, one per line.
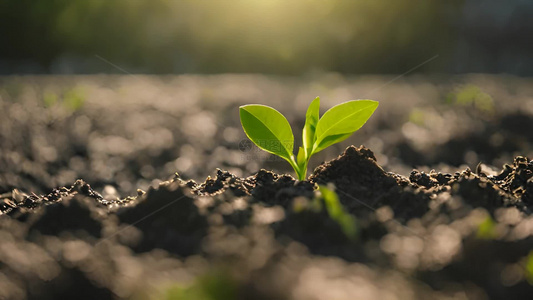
<box><xmin>1</xmin><ymin>146</ymin><xmax>533</xmax><ymax>299</ymax></box>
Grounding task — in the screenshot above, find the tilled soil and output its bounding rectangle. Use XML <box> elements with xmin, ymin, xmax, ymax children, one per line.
<box><xmin>1</xmin><ymin>146</ymin><xmax>533</xmax><ymax>299</ymax></box>
<box><xmin>1</xmin><ymin>74</ymin><xmax>533</xmax><ymax>299</ymax></box>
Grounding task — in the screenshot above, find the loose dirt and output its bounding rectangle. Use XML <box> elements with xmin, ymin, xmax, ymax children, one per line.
<box><xmin>1</xmin><ymin>75</ymin><xmax>533</xmax><ymax>299</ymax></box>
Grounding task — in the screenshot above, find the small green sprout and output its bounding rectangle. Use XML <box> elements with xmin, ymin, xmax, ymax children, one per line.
<box><xmin>160</xmin><ymin>270</ymin><xmax>237</xmax><ymax>300</ymax></box>
<box><xmin>526</xmin><ymin>251</ymin><xmax>533</xmax><ymax>285</ymax></box>
<box><xmin>318</xmin><ymin>185</ymin><xmax>358</xmax><ymax>241</ymax></box>
<box><xmin>476</xmin><ymin>215</ymin><xmax>497</xmax><ymax>240</ymax></box>
<box><xmin>239</xmin><ymin>97</ymin><xmax>378</xmax><ymax>180</ymax></box>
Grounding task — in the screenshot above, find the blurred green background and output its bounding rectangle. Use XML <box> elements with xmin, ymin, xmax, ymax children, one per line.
<box><xmin>2</xmin><ymin>0</ymin><xmax>533</xmax><ymax>75</ymax></box>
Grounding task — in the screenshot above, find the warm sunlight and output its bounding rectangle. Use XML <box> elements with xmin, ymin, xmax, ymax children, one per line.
<box><xmin>3</xmin><ymin>1</ymin><xmax>533</xmax><ymax>299</ymax></box>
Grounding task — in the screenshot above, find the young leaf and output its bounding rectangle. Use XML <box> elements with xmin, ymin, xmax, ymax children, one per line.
<box><xmin>239</xmin><ymin>97</ymin><xmax>378</xmax><ymax>181</ymax></box>
<box><xmin>312</xmin><ymin>133</ymin><xmax>352</xmax><ymax>154</ymax></box>
<box><xmin>302</xmin><ymin>97</ymin><xmax>320</xmax><ymax>157</ymax></box>
<box><xmin>312</xmin><ymin>100</ymin><xmax>378</xmax><ymax>154</ymax></box>
<box><xmin>239</xmin><ymin>105</ymin><xmax>294</xmax><ymax>163</ymax></box>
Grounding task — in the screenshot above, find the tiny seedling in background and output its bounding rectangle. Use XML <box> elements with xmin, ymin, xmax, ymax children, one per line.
<box><xmin>291</xmin><ymin>185</ymin><xmax>358</xmax><ymax>240</ymax></box>
<box><xmin>318</xmin><ymin>185</ymin><xmax>358</xmax><ymax>240</ymax></box>
<box><xmin>43</xmin><ymin>88</ymin><xmax>85</xmax><ymax>112</ymax></box>
<box><xmin>239</xmin><ymin>97</ymin><xmax>378</xmax><ymax>180</ymax></box>
<box><xmin>476</xmin><ymin>215</ymin><xmax>497</xmax><ymax>240</ymax></box>
<box><xmin>526</xmin><ymin>251</ymin><xmax>533</xmax><ymax>285</ymax></box>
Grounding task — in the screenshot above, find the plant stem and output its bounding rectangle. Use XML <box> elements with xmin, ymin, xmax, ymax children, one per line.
<box><xmin>299</xmin><ymin>160</ymin><xmax>308</xmax><ymax>181</ymax></box>
<box><xmin>294</xmin><ymin>158</ymin><xmax>308</xmax><ymax>181</ymax></box>
<box><xmin>289</xmin><ymin>156</ymin><xmax>307</xmax><ymax>181</ymax></box>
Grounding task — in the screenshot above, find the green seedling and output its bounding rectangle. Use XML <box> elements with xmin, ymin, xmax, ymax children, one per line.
<box><xmin>161</xmin><ymin>270</ymin><xmax>237</xmax><ymax>300</ymax></box>
<box><xmin>476</xmin><ymin>215</ymin><xmax>497</xmax><ymax>240</ymax></box>
<box><xmin>318</xmin><ymin>185</ymin><xmax>358</xmax><ymax>240</ymax></box>
<box><xmin>43</xmin><ymin>88</ymin><xmax>85</xmax><ymax>111</ymax></box>
<box><xmin>239</xmin><ymin>97</ymin><xmax>378</xmax><ymax>180</ymax></box>
<box><xmin>527</xmin><ymin>251</ymin><xmax>533</xmax><ymax>285</ymax></box>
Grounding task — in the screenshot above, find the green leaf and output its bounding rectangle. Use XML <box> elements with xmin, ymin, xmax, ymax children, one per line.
<box><xmin>312</xmin><ymin>133</ymin><xmax>352</xmax><ymax>154</ymax></box>
<box><xmin>239</xmin><ymin>104</ymin><xmax>294</xmax><ymax>163</ymax></box>
<box><xmin>312</xmin><ymin>100</ymin><xmax>378</xmax><ymax>154</ymax></box>
<box><xmin>302</xmin><ymin>97</ymin><xmax>320</xmax><ymax>157</ymax></box>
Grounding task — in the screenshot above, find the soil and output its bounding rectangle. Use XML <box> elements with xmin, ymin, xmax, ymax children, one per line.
<box><xmin>1</xmin><ymin>74</ymin><xmax>533</xmax><ymax>299</ymax></box>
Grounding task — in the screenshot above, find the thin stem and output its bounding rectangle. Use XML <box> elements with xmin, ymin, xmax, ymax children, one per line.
<box><xmin>289</xmin><ymin>156</ymin><xmax>306</xmax><ymax>181</ymax></box>
<box><xmin>299</xmin><ymin>159</ymin><xmax>308</xmax><ymax>181</ymax></box>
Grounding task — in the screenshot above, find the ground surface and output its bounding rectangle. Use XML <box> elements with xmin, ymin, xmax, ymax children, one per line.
<box><xmin>1</xmin><ymin>74</ymin><xmax>533</xmax><ymax>299</ymax></box>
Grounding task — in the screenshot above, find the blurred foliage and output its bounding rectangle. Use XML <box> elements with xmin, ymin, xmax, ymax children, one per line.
<box><xmin>446</xmin><ymin>85</ymin><xmax>494</xmax><ymax>114</ymax></box>
<box><xmin>475</xmin><ymin>215</ymin><xmax>497</xmax><ymax>240</ymax></box>
<box><xmin>43</xmin><ymin>87</ymin><xmax>85</xmax><ymax>112</ymax></box>
<box><xmin>408</xmin><ymin>108</ymin><xmax>427</xmax><ymax>126</ymax></box>
<box><xmin>318</xmin><ymin>185</ymin><xmax>358</xmax><ymax>241</ymax></box>
<box><xmin>157</xmin><ymin>271</ymin><xmax>238</xmax><ymax>300</ymax></box>
<box><xmin>43</xmin><ymin>91</ymin><xmax>58</xmax><ymax>108</ymax></box>
<box><xmin>527</xmin><ymin>251</ymin><xmax>533</xmax><ymax>285</ymax></box>
<box><xmin>62</xmin><ymin>88</ymin><xmax>85</xmax><ymax>111</ymax></box>
<box><xmin>1</xmin><ymin>0</ymin><xmax>463</xmax><ymax>74</ymax></box>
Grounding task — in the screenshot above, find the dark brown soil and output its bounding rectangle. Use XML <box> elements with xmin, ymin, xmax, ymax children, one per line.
<box><xmin>1</xmin><ymin>75</ymin><xmax>533</xmax><ymax>299</ymax></box>
<box><xmin>1</xmin><ymin>146</ymin><xmax>532</xmax><ymax>299</ymax></box>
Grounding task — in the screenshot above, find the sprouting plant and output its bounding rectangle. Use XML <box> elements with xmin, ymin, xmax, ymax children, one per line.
<box><xmin>526</xmin><ymin>251</ymin><xmax>533</xmax><ymax>285</ymax></box>
<box><xmin>239</xmin><ymin>97</ymin><xmax>378</xmax><ymax>180</ymax></box>
<box><xmin>43</xmin><ymin>87</ymin><xmax>85</xmax><ymax>111</ymax></box>
<box><xmin>476</xmin><ymin>215</ymin><xmax>497</xmax><ymax>240</ymax></box>
<box><xmin>291</xmin><ymin>184</ymin><xmax>357</xmax><ymax>240</ymax></box>
<box><xmin>318</xmin><ymin>185</ymin><xmax>358</xmax><ymax>240</ymax></box>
